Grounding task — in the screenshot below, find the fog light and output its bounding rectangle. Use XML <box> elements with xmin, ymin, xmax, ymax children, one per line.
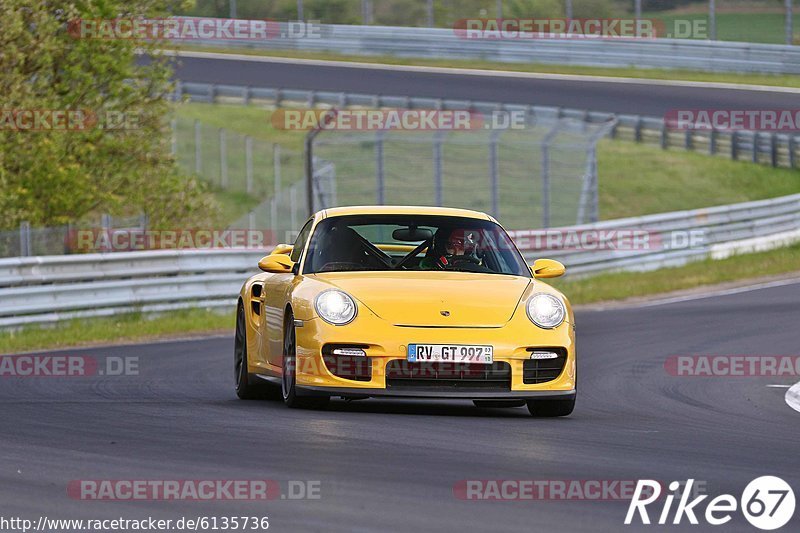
<box><xmin>332</xmin><ymin>348</ymin><xmax>366</xmax><ymax>357</ymax></box>
<box><xmin>529</xmin><ymin>351</ymin><xmax>559</xmax><ymax>360</ymax></box>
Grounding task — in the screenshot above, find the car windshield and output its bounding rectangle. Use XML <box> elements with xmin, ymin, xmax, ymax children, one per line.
<box><xmin>303</xmin><ymin>214</ymin><xmax>531</xmax><ymax>277</ymax></box>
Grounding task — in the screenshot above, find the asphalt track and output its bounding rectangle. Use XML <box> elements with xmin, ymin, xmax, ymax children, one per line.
<box><xmin>2</xmin><ymin>281</ymin><xmax>798</xmax><ymax>532</ymax></box>
<box><xmin>163</xmin><ymin>52</ymin><xmax>800</xmax><ymax>116</ymax></box>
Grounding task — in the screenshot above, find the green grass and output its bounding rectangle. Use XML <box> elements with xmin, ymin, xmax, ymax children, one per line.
<box><xmin>175</xmin><ymin>103</ymin><xmax>800</xmax><ymax>226</ymax></box>
<box><xmin>597</xmin><ymin>140</ymin><xmax>800</xmax><ymax>220</ymax></box>
<box><xmin>648</xmin><ymin>11</ymin><xmax>799</xmax><ymax>45</ymax></box>
<box><xmin>170</xmin><ymin>45</ymin><xmax>800</xmax><ymax>89</ymax></box>
<box><xmin>550</xmin><ymin>242</ymin><xmax>800</xmax><ymax>305</ymax></box>
<box><xmin>0</xmin><ymin>308</ymin><xmax>233</xmax><ymax>354</ymax></box>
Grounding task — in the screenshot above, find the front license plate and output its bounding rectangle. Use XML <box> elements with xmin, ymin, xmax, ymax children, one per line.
<box><xmin>407</xmin><ymin>344</ymin><xmax>493</xmax><ymax>363</ymax></box>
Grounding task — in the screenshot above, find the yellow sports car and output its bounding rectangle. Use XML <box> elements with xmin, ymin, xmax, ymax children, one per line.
<box><xmin>234</xmin><ymin>206</ymin><xmax>576</xmax><ymax>417</ymax></box>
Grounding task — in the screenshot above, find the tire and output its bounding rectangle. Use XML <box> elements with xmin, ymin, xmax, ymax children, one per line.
<box><xmin>234</xmin><ymin>303</ymin><xmax>280</xmax><ymax>400</ymax></box>
<box><xmin>473</xmin><ymin>400</ymin><xmax>526</xmax><ymax>409</ymax></box>
<box><xmin>282</xmin><ymin>310</ymin><xmax>329</xmax><ymax>410</ymax></box>
<box><xmin>526</xmin><ymin>396</ymin><xmax>576</xmax><ymax>417</ymax></box>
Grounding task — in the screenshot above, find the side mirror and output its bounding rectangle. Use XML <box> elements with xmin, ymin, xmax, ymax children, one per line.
<box><xmin>258</xmin><ymin>253</ymin><xmax>295</xmax><ymax>273</ymax></box>
<box><xmin>531</xmin><ymin>258</ymin><xmax>565</xmax><ymax>279</ymax></box>
<box><xmin>271</xmin><ymin>243</ymin><xmax>293</xmax><ymax>255</ymax></box>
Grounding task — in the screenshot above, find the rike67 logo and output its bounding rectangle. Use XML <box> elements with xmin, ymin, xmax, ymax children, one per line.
<box><xmin>626</xmin><ymin>477</ymin><xmax>795</xmax><ymax>530</ymax></box>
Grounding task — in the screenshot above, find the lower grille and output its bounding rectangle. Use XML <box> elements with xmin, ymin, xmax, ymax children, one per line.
<box><xmin>385</xmin><ymin>361</ymin><xmax>511</xmax><ymax>390</ymax></box>
<box><xmin>523</xmin><ymin>348</ymin><xmax>568</xmax><ymax>384</ymax></box>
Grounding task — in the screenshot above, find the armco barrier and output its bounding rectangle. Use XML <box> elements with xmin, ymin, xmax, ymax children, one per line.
<box><xmin>1</xmin><ymin>194</ymin><xmax>799</xmax><ymax>328</ymax></box>
<box><xmin>177</xmin><ymin>21</ymin><xmax>800</xmax><ymax>75</ymax></box>
<box><xmin>510</xmin><ymin>193</ymin><xmax>800</xmax><ymax>275</ymax></box>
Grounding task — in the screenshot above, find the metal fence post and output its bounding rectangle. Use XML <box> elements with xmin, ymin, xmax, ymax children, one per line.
<box><xmin>709</xmin><ymin>0</ymin><xmax>717</xmax><ymax>40</ymax></box>
<box><xmin>270</xmin><ymin>197</ymin><xmax>278</xmax><ymax>241</ymax></box>
<box><xmin>219</xmin><ymin>128</ymin><xmax>228</xmax><ymax>188</ymax></box>
<box><xmin>709</xmin><ymin>129</ymin><xmax>717</xmax><ymax>155</ymax></box>
<box><xmin>273</xmin><ymin>143</ymin><xmax>282</xmax><ymax>195</ymax></box>
<box><xmin>304</xmin><ymin>130</ymin><xmax>322</xmax><ymax>215</ymax></box>
<box><xmin>290</xmin><ymin>184</ymin><xmax>298</xmax><ymax>231</ymax></box>
<box><xmin>426</xmin><ymin>0</ymin><xmax>434</xmax><ymax>27</ymax></box>
<box><xmin>376</xmin><ymin>130</ymin><xmax>385</xmax><ymax>204</ymax></box>
<box><xmin>245</xmin><ymin>136</ymin><xmax>253</xmax><ymax>194</ymax></box>
<box><xmin>541</xmin><ymin>124</ymin><xmax>560</xmax><ymax>228</ymax></box>
<box><xmin>433</xmin><ymin>131</ymin><xmax>444</xmax><ymax>206</ymax></box>
<box><xmin>786</xmin><ymin>0</ymin><xmax>794</xmax><ymax>45</ymax></box>
<box><xmin>752</xmin><ymin>132</ymin><xmax>760</xmax><ymax>163</ymax></box>
<box><xmin>489</xmin><ymin>130</ymin><xmax>500</xmax><ymax>219</ymax></box>
<box><xmin>789</xmin><ymin>135</ymin><xmax>797</xmax><ymax>168</ymax></box>
<box><xmin>770</xmin><ymin>134</ymin><xmax>778</xmax><ymax>167</ymax></box>
<box><xmin>194</xmin><ymin>120</ymin><xmax>201</xmax><ymax>174</ymax></box>
<box><xmin>731</xmin><ymin>131</ymin><xmax>739</xmax><ymax>160</ymax></box>
<box><xmin>19</xmin><ymin>221</ymin><xmax>31</xmax><ymax>257</ymax></box>
<box><xmin>170</xmin><ymin>118</ymin><xmax>177</xmax><ymax>156</ymax></box>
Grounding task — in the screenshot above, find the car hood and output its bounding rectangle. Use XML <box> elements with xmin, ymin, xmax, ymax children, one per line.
<box><xmin>312</xmin><ymin>272</ymin><xmax>531</xmax><ymax>327</ymax></box>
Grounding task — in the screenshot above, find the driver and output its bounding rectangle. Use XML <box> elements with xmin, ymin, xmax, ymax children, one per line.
<box><xmin>419</xmin><ymin>228</ymin><xmax>480</xmax><ymax>269</ymax></box>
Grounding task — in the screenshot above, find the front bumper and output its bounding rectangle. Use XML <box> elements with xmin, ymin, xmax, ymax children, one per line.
<box><xmin>298</xmin><ymin>385</ymin><xmax>575</xmax><ymax>400</ymax></box>
<box><xmin>293</xmin><ymin>305</ymin><xmax>576</xmax><ymax>399</ymax></box>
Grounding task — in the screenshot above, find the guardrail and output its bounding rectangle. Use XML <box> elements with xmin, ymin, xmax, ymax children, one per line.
<box><xmin>176</xmin><ymin>82</ymin><xmax>800</xmax><ymax>169</ymax></box>
<box><xmin>180</xmin><ymin>21</ymin><xmax>800</xmax><ymax>75</ymax></box>
<box><xmin>510</xmin><ymin>193</ymin><xmax>800</xmax><ymax>275</ymax></box>
<box><xmin>2</xmin><ymin>194</ymin><xmax>799</xmax><ymax>328</ymax></box>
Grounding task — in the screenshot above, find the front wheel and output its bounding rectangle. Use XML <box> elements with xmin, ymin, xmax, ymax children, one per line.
<box><xmin>526</xmin><ymin>396</ymin><xmax>575</xmax><ymax>417</ymax></box>
<box><xmin>234</xmin><ymin>303</ymin><xmax>279</xmax><ymax>400</ymax></box>
<box><xmin>282</xmin><ymin>311</ymin><xmax>329</xmax><ymax>410</ymax></box>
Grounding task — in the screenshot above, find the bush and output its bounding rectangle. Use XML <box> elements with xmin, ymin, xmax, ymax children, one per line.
<box><xmin>0</xmin><ymin>0</ymin><xmax>217</xmax><ymax>229</ymax></box>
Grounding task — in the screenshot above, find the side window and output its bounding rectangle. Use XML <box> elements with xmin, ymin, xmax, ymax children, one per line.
<box><xmin>290</xmin><ymin>219</ymin><xmax>313</xmax><ymax>263</ymax></box>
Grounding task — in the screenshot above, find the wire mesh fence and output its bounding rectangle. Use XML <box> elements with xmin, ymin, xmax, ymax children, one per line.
<box><xmin>308</xmin><ymin>117</ymin><xmax>613</xmax><ymax>230</ymax></box>
<box><xmin>172</xmin><ymin>116</ymin><xmax>304</xmax><ymax>200</ymax></box>
<box><xmin>0</xmin><ymin>215</ymin><xmax>146</xmax><ymax>258</ymax></box>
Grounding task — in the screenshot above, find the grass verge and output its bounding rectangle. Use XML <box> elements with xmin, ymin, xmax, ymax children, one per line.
<box><xmin>0</xmin><ymin>308</ymin><xmax>233</xmax><ymax>354</ymax></box>
<box><xmin>550</xmin><ymin>243</ymin><xmax>800</xmax><ymax>305</ymax></box>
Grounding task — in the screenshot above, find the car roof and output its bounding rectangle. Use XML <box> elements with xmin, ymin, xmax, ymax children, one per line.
<box><xmin>319</xmin><ymin>205</ymin><xmax>495</xmax><ymax>222</ymax></box>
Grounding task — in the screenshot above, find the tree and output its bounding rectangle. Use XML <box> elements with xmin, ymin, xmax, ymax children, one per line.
<box><xmin>0</xmin><ymin>0</ymin><xmax>216</xmax><ymax>229</ymax></box>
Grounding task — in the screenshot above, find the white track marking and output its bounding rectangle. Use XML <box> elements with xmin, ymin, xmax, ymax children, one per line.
<box><xmin>785</xmin><ymin>382</ymin><xmax>800</xmax><ymax>413</ymax></box>
<box><xmin>591</xmin><ymin>276</ymin><xmax>800</xmax><ymax>311</ymax></box>
<box><xmin>767</xmin><ymin>384</ymin><xmax>791</xmax><ymax>388</ymax></box>
<box><xmin>159</xmin><ymin>49</ymin><xmax>800</xmax><ymax>94</ymax></box>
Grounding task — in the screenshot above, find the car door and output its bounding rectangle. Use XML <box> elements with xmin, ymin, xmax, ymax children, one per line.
<box><xmin>263</xmin><ymin>218</ymin><xmax>314</xmax><ymax>369</ymax></box>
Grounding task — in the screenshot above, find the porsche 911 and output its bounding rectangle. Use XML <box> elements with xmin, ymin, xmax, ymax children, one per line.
<box><xmin>234</xmin><ymin>206</ymin><xmax>575</xmax><ymax>417</ymax></box>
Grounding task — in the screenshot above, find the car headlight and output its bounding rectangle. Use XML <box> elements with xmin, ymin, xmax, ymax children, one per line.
<box><xmin>526</xmin><ymin>293</ymin><xmax>566</xmax><ymax>329</ymax></box>
<box><xmin>315</xmin><ymin>290</ymin><xmax>357</xmax><ymax>325</ymax></box>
